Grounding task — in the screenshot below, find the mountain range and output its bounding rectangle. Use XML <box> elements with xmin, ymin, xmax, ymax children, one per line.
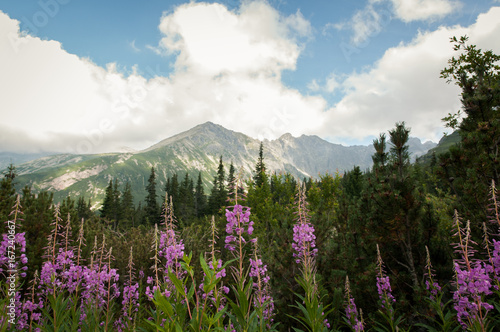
<box><xmin>5</xmin><ymin>122</ymin><xmax>437</xmax><ymax>208</ymax></box>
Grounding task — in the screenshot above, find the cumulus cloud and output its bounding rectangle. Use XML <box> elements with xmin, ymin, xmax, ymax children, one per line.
<box><xmin>319</xmin><ymin>6</ymin><xmax>500</xmax><ymax>143</ymax></box>
<box><xmin>388</xmin><ymin>0</ymin><xmax>462</xmax><ymax>22</ymax></box>
<box><xmin>157</xmin><ymin>1</ymin><xmax>310</xmax><ymax>77</ymax></box>
<box><xmin>0</xmin><ymin>2</ymin><xmax>321</xmax><ymax>154</ymax></box>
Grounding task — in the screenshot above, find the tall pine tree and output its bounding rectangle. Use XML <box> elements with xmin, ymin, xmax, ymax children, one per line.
<box><xmin>194</xmin><ymin>172</ymin><xmax>207</xmax><ymax>217</ymax></box>
<box><xmin>439</xmin><ymin>36</ymin><xmax>500</xmax><ymax>229</ymax></box>
<box><xmin>144</xmin><ymin>167</ymin><xmax>159</xmax><ymax>224</ymax></box>
<box><xmin>208</xmin><ymin>156</ymin><xmax>227</xmax><ymax>214</ymax></box>
<box><xmin>121</xmin><ymin>181</ymin><xmax>135</xmax><ymax>227</ymax></box>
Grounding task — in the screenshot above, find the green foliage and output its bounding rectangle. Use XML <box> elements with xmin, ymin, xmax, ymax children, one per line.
<box><xmin>438</xmin><ymin>35</ymin><xmax>500</xmax><ymax>232</ymax></box>
<box><xmin>208</xmin><ymin>156</ymin><xmax>228</xmax><ymax>215</ymax></box>
<box><xmin>145</xmin><ymin>167</ymin><xmax>160</xmax><ymax>225</ymax></box>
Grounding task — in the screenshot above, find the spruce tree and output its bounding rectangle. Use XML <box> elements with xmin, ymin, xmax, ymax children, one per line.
<box><xmin>76</xmin><ymin>196</ymin><xmax>93</xmax><ymax>221</ymax></box>
<box><xmin>101</xmin><ymin>179</ymin><xmax>114</xmax><ymax>220</ymax></box>
<box><xmin>177</xmin><ymin>172</ymin><xmax>195</xmax><ymax>220</ymax></box>
<box><xmin>254</xmin><ymin>142</ymin><xmax>267</xmax><ymax>188</ymax></box>
<box><xmin>0</xmin><ymin>164</ymin><xmax>17</xmax><ymax>220</ymax></box>
<box><xmin>227</xmin><ymin>162</ymin><xmax>236</xmax><ymax>201</ymax></box>
<box><xmin>112</xmin><ymin>179</ymin><xmax>121</xmax><ymax>227</ymax></box>
<box><xmin>121</xmin><ymin>181</ymin><xmax>135</xmax><ymax>227</ymax></box>
<box><xmin>144</xmin><ymin>167</ymin><xmax>159</xmax><ymax>224</ymax></box>
<box><xmin>195</xmin><ymin>172</ymin><xmax>207</xmax><ymax>217</ymax></box>
<box><xmin>208</xmin><ymin>156</ymin><xmax>227</xmax><ymax>214</ymax></box>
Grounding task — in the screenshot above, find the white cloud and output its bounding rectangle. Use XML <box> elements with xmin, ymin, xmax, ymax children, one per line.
<box><xmin>333</xmin><ymin>0</ymin><xmax>392</xmax><ymax>46</ymax></box>
<box><xmin>351</xmin><ymin>2</ymin><xmax>388</xmax><ymax>46</ymax></box>
<box><xmin>158</xmin><ymin>2</ymin><xmax>310</xmax><ymax>77</ymax></box>
<box><xmin>319</xmin><ymin>6</ymin><xmax>500</xmax><ymax>144</ymax></box>
<box><xmin>0</xmin><ymin>2</ymin><xmax>322</xmax><ymax>154</ymax></box>
<box><xmin>2</xmin><ymin>2</ymin><xmax>499</xmax><ymax>156</ymax></box>
<box><xmin>129</xmin><ymin>40</ymin><xmax>140</xmax><ymax>52</ymax></box>
<box><xmin>307</xmin><ymin>79</ymin><xmax>320</xmax><ymax>92</ymax></box>
<box><xmin>333</xmin><ymin>0</ymin><xmax>461</xmax><ymax>47</ymax></box>
<box><xmin>325</xmin><ymin>74</ymin><xmax>341</xmax><ymax>93</ymax></box>
<box><xmin>388</xmin><ymin>0</ymin><xmax>462</xmax><ymax>22</ymax></box>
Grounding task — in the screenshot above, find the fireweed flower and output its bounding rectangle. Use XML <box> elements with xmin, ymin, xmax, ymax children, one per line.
<box><xmin>198</xmin><ymin>216</ymin><xmax>229</xmax><ymax>312</ymax></box>
<box><xmin>116</xmin><ymin>247</ymin><xmax>140</xmax><ymax>332</ymax></box>
<box><xmin>452</xmin><ymin>213</ymin><xmax>493</xmax><ymax>329</ymax></box>
<box><xmin>147</xmin><ymin>196</ymin><xmax>185</xmax><ymax>301</ymax></box>
<box><xmin>198</xmin><ymin>258</ymin><xmax>230</xmax><ymax>313</ymax></box>
<box><xmin>453</xmin><ymin>261</ymin><xmax>493</xmax><ymax>328</ymax></box>
<box><xmin>292</xmin><ymin>185</ymin><xmax>317</xmax><ymax>268</ymax></box>
<box><xmin>224</xmin><ymin>204</ymin><xmax>256</xmax><ymax>251</ymax></box>
<box><xmin>250</xmin><ymin>245</ymin><xmax>275</xmax><ymax>326</ymax></box>
<box><xmin>159</xmin><ymin>229</ymin><xmax>185</xmax><ymax>275</ymax></box>
<box><xmin>376</xmin><ymin>245</ymin><xmax>395</xmax><ymax>309</ymax></box>
<box><xmin>345</xmin><ymin>276</ymin><xmax>364</xmax><ymax>331</ymax></box>
<box><xmin>160</xmin><ymin>197</ymin><xmax>185</xmax><ymax>293</ymax></box>
<box><xmin>424</xmin><ymin>246</ymin><xmax>442</xmax><ymax>302</ymax></box>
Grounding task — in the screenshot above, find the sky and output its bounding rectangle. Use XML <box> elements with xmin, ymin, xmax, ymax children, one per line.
<box><xmin>1</xmin><ymin>0</ymin><xmax>499</xmax><ymax>154</ymax></box>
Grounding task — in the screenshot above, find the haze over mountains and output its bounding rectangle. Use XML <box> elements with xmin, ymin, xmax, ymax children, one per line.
<box><xmin>5</xmin><ymin>122</ymin><xmax>436</xmax><ymax>207</ymax></box>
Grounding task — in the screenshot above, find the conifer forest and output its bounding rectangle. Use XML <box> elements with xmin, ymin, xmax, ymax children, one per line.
<box><xmin>1</xmin><ymin>37</ymin><xmax>500</xmax><ymax>331</ymax></box>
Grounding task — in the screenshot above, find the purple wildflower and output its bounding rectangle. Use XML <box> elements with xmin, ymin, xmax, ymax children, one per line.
<box><xmin>116</xmin><ymin>247</ymin><xmax>140</xmax><ymax>332</ymax></box>
<box><xmin>424</xmin><ymin>246</ymin><xmax>442</xmax><ymax>301</ymax></box>
<box><xmin>452</xmin><ymin>213</ymin><xmax>493</xmax><ymax>329</ymax></box>
<box><xmin>292</xmin><ymin>185</ymin><xmax>317</xmax><ymax>267</ymax></box>
<box><xmin>224</xmin><ymin>204</ymin><xmax>256</xmax><ymax>251</ymax></box>
<box><xmin>376</xmin><ymin>245</ymin><xmax>396</xmax><ymax>310</ymax></box>
<box><xmin>345</xmin><ymin>276</ymin><xmax>364</xmax><ymax>331</ymax></box>
<box><xmin>453</xmin><ymin>261</ymin><xmax>493</xmax><ymax>328</ymax></box>
<box><xmin>250</xmin><ymin>244</ymin><xmax>275</xmax><ymax>327</ymax></box>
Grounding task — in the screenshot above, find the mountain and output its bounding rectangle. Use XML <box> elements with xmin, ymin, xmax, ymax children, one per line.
<box><xmin>416</xmin><ymin>130</ymin><xmax>461</xmax><ymax>165</ymax></box>
<box><xmin>0</xmin><ymin>151</ymin><xmax>55</xmax><ymax>171</ymax></box>
<box><xmin>9</xmin><ymin>122</ymin><xmax>436</xmax><ymax>208</ymax></box>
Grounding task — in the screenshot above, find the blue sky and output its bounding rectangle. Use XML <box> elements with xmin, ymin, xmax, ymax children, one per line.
<box><xmin>1</xmin><ymin>0</ymin><xmax>499</xmax><ymax>153</ymax></box>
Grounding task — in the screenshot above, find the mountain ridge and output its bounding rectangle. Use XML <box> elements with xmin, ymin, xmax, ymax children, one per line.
<box><xmin>8</xmin><ymin>122</ymin><xmax>436</xmax><ymax>208</ymax></box>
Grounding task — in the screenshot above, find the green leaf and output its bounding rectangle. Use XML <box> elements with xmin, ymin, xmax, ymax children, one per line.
<box><xmin>168</xmin><ymin>270</ymin><xmax>187</xmax><ymax>298</ymax></box>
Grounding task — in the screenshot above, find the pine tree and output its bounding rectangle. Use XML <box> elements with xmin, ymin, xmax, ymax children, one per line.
<box><xmin>439</xmin><ymin>36</ymin><xmax>500</xmax><ymax>228</ymax></box>
<box><xmin>208</xmin><ymin>156</ymin><xmax>227</xmax><ymax>214</ymax></box>
<box><xmin>195</xmin><ymin>172</ymin><xmax>207</xmax><ymax>217</ymax></box>
<box><xmin>76</xmin><ymin>196</ymin><xmax>93</xmax><ymax>221</ymax></box>
<box><xmin>177</xmin><ymin>172</ymin><xmax>195</xmax><ymax>221</ymax></box>
<box><xmin>121</xmin><ymin>181</ymin><xmax>135</xmax><ymax>227</ymax></box>
<box><xmin>166</xmin><ymin>173</ymin><xmax>180</xmax><ymax>209</ymax></box>
<box><xmin>101</xmin><ymin>179</ymin><xmax>114</xmax><ymax>219</ymax></box>
<box><xmin>389</xmin><ymin>122</ymin><xmax>411</xmax><ymax>178</ymax></box>
<box><xmin>112</xmin><ymin>179</ymin><xmax>121</xmax><ymax>227</ymax></box>
<box><xmin>254</xmin><ymin>142</ymin><xmax>267</xmax><ymax>188</ymax></box>
<box><xmin>364</xmin><ymin>122</ymin><xmax>426</xmax><ymax>293</ymax></box>
<box><xmin>227</xmin><ymin>162</ymin><xmax>236</xmax><ymax>201</ymax></box>
<box><xmin>145</xmin><ymin>167</ymin><xmax>159</xmax><ymax>224</ymax></box>
<box><xmin>372</xmin><ymin>133</ymin><xmax>387</xmax><ymax>169</ymax></box>
<box><xmin>0</xmin><ymin>164</ymin><xmax>17</xmax><ymax>220</ymax></box>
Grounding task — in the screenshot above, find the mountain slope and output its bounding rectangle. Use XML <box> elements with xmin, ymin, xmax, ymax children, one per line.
<box><xmin>12</xmin><ymin>122</ymin><xmax>436</xmax><ymax>208</ymax></box>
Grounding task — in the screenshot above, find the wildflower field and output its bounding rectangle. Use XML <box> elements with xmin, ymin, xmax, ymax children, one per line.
<box><xmin>2</xmin><ymin>179</ymin><xmax>500</xmax><ymax>331</ymax></box>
